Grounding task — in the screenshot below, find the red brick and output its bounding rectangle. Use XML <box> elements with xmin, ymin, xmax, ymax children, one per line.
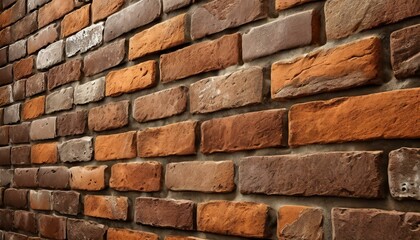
<box><xmin>14</xmin><ymin>210</ymin><xmax>37</xmax><ymax>233</ymax></box>
<box><xmin>83</xmin><ymin>39</ymin><xmax>125</xmax><ymax>77</ymax></box>
<box><xmin>110</xmin><ymin>162</ymin><xmax>162</xmax><ymax>192</ymax></box>
<box><xmin>277</xmin><ymin>206</ymin><xmax>323</xmax><ymax>240</ymax></box>
<box><xmin>88</xmin><ymin>100</ymin><xmax>129</xmax><ymax>132</ymax></box>
<box><xmin>0</xmin><ymin>0</ymin><xmax>26</xmax><ymax>28</ymax></box>
<box><xmin>95</xmin><ymin>131</ymin><xmax>136</xmax><ymax>161</ymax></box>
<box><xmin>69</xmin><ymin>166</ymin><xmax>107</xmax><ymax>191</ymax></box>
<box><xmin>22</xmin><ymin>96</ymin><xmax>45</xmax><ymax>120</ymax></box>
<box><xmin>13</xmin><ymin>56</ymin><xmax>34</xmax><ymax>80</ymax></box>
<box><xmin>61</xmin><ymin>4</ymin><xmax>90</xmax><ymax>38</ymax></box>
<box><xmin>30</xmin><ymin>190</ymin><xmax>52</xmax><ymax>210</ymax></box>
<box><xmin>92</xmin><ymin>0</ymin><xmax>124</xmax><ymax>23</ymax></box>
<box><xmin>28</xmin><ymin>23</ymin><xmax>59</xmax><ymax>54</ymax></box>
<box><xmin>13</xmin><ymin>168</ymin><xmax>39</xmax><ymax>188</ymax></box>
<box><xmin>57</xmin><ymin>110</ymin><xmax>87</xmax><ymax>137</ymax></box>
<box><xmin>47</xmin><ymin>59</ymin><xmax>82</xmax><ymax>90</ymax></box>
<box><xmin>11</xmin><ymin>11</ymin><xmax>38</xmax><ymax>41</ymax></box>
<box><xmin>107</xmin><ymin>228</ymin><xmax>159</xmax><ymax>240</ymax></box>
<box><xmin>38</xmin><ymin>166</ymin><xmax>69</xmax><ymax>189</ymax></box>
<box><xmin>31</xmin><ymin>143</ymin><xmax>58</xmax><ymax>164</ymax></box>
<box><xmin>84</xmin><ymin>195</ymin><xmax>128</xmax><ymax>220</ymax></box>
<box><xmin>38</xmin><ymin>215</ymin><xmax>66</xmax><ymax>240</ymax></box>
<box><xmin>38</xmin><ymin>0</ymin><xmax>75</xmax><ymax>28</ymax></box>
<box><xmin>4</xmin><ymin>188</ymin><xmax>28</xmax><ymax>209</ymax></box>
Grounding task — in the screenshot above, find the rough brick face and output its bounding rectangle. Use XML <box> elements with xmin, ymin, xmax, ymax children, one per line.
<box><xmin>0</xmin><ymin>27</ymin><xmax>12</xmax><ymax>48</ymax></box>
<box><xmin>276</xmin><ymin>0</ymin><xmax>316</xmax><ymax>11</ymax></box>
<box><xmin>29</xmin><ymin>117</ymin><xmax>56</xmax><ymax>140</ymax></box>
<box><xmin>61</xmin><ymin>4</ymin><xmax>91</xmax><ymax>38</ymax></box>
<box><xmin>47</xmin><ymin>59</ymin><xmax>82</xmax><ymax>90</ymax></box>
<box><xmin>45</xmin><ymin>87</ymin><xmax>74</xmax><ymax>113</ymax></box>
<box><xmin>57</xmin><ymin>110</ymin><xmax>87</xmax><ymax>137</ymax></box>
<box><xmin>28</xmin><ymin>23</ymin><xmax>59</xmax><ymax>54</ymax></box>
<box><xmin>36</xmin><ymin>40</ymin><xmax>64</xmax><ymax>70</ymax></box>
<box><xmin>69</xmin><ymin>166</ymin><xmax>107</xmax><ymax>191</ymax></box>
<box><xmin>13</xmin><ymin>168</ymin><xmax>39</xmax><ymax>188</ymax></box>
<box><xmin>66</xmin><ymin>22</ymin><xmax>104</xmax><ymax>57</ymax></box>
<box><xmin>9</xmin><ymin>123</ymin><xmax>30</xmax><ymax>144</ymax></box>
<box><xmin>278</xmin><ymin>206</ymin><xmax>323</xmax><ymax>240</ymax></box>
<box><xmin>95</xmin><ymin>131</ymin><xmax>137</xmax><ymax>161</ymax></box>
<box><xmin>4</xmin><ymin>188</ymin><xmax>28</xmax><ymax>209</ymax></box>
<box><xmin>4</xmin><ymin>103</ymin><xmax>21</xmax><ymax>124</ymax></box>
<box><xmin>22</xmin><ymin>96</ymin><xmax>45</xmax><ymax>120</ymax></box>
<box><xmin>67</xmin><ymin>219</ymin><xmax>107</xmax><ymax>240</ymax></box>
<box><xmin>0</xmin><ymin>0</ymin><xmax>26</xmax><ymax>28</ymax></box>
<box><xmin>74</xmin><ymin>77</ymin><xmax>105</xmax><ymax>105</ymax></box>
<box><xmin>59</xmin><ymin>137</ymin><xmax>93</xmax><ymax>163</ymax></box>
<box><xmin>38</xmin><ymin>166</ymin><xmax>69</xmax><ymax>189</ymax></box>
<box><xmin>84</xmin><ymin>195</ymin><xmax>128</xmax><ymax>220</ymax></box>
<box><xmin>29</xmin><ymin>190</ymin><xmax>52</xmax><ymax>210</ymax></box>
<box><xmin>88</xmin><ymin>100</ymin><xmax>129</xmax><ymax>131</ymax></box>
<box><xmin>13</xmin><ymin>56</ymin><xmax>34</xmax><ymax>80</ymax></box>
<box><xmin>11</xmin><ymin>145</ymin><xmax>31</xmax><ymax>165</ymax></box>
<box><xmin>92</xmin><ymin>0</ymin><xmax>124</xmax><ymax>23</ymax></box>
<box><xmin>0</xmin><ymin>126</ymin><xmax>8</xmax><ymax>146</ymax></box>
<box><xmin>83</xmin><ymin>39</ymin><xmax>125</xmax><ymax>76</ymax></box>
<box><xmin>110</xmin><ymin>162</ymin><xmax>162</xmax><ymax>192</ymax></box>
<box><xmin>26</xmin><ymin>73</ymin><xmax>46</xmax><ymax>97</ymax></box>
<box><xmin>12</xmin><ymin>79</ymin><xmax>26</xmax><ymax>101</ymax></box>
<box><xmin>38</xmin><ymin>0</ymin><xmax>75</xmax><ymax>28</ymax></box>
<box><xmin>13</xmin><ymin>210</ymin><xmax>37</xmax><ymax>233</ymax></box>
<box><xmin>9</xmin><ymin>39</ymin><xmax>26</xmax><ymax>62</ymax></box>
<box><xmin>0</xmin><ymin>147</ymin><xmax>11</xmax><ymax>166</ymax></box>
<box><xmin>107</xmin><ymin>228</ymin><xmax>159</xmax><ymax>240</ymax></box>
<box><xmin>11</xmin><ymin>11</ymin><xmax>37</xmax><ymax>41</ymax></box>
<box><xmin>53</xmin><ymin>191</ymin><xmax>80</xmax><ymax>215</ymax></box>
<box><xmin>38</xmin><ymin>215</ymin><xmax>66</xmax><ymax>240</ymax></box>
<box><xmin>0</xmin><ymin>209</ymin><xmax>14</xmax><ymax>230</ymax></box>
<box><xmin>31</xmin><ymin>143</ymin><xmax>58</xmax><ymax>164</ymax></box>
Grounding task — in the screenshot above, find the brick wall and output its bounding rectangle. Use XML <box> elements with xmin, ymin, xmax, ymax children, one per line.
<box><xmin>0</xmin><ymin>0</ymin><xmax>419</xmax><ymax>239</ymax></box>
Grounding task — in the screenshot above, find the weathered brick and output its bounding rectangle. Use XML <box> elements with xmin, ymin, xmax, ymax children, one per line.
<box><xmin>53</xmin><ymin>191</ymin><xmax>80</xmax><ymax>215</ymax></box>
<box><xmin>0</xmin><ymin>85</ymin><xmax>12</xmax><ymax>107</ymax></box>
<box><xmin>31</xmin><ymin>143</ymin><xmax>58</xmax><ymax>164</ymax></box>
<box><xmin>0</xmin><ymin>147</ymin><xmax>11</xmax><ymax>165</ymax></box>
<box><xmin>0</xmin><ymin>126</ymin><xmax>8</xmax><ymax>146</ymax></box>
<box><xmin>27</xmin><ymin>0</ymin><xmax>50</xmax><ymax>12</ymax></box>
<box><xmin>59</xmin><ymin>137</ymin><xmax>93</xmax><ymax>163</ymax></box>
<box><xmin>289</xmin><ymin>88</ymin><xmax>420</xmax><ymax>146</ymax></box>
<box><xmin>161</xmin><ymin>33</ymin><xmax>240</xmax><ymax>82</ymax></box>
<box><xmin>26</xmin><ymin>73</ymin><xmax>46</xmax><ymax>97</ymax></box>
<box><xmin>57</xmin><ymin>110</ymin><xmax>87</xmax><ymax>137</ymax></box>
<box><xmin>4</xmin><ymin>188</ymin><xmax>28</xmax><ymax>209</ymax></box>
<box><xmin>95</xmin><ymin>131</ymin><xmax>136</xmax><ymax>161</ymax></box>
<box><xmin>83</xmin><ymin>39</ymin><xmax>125</xmax><ymax>76</ymax></box>
<box><xmin>47</xmin><ymin>60</ymin><xmax>82</xmax><ymax>90</ymax></box>
<box><xmin>84</xmin><ymin>195</ymin><xmax>128</xmax><ymax>220</ymax></box>
<box><xmin>0</xmin><ymin>209</ymin><xmax>14</xmax><ymax>230</ymax></box>
<box><xmin>276</xmin><ymin>0</ymin><xmax>316</xmax><ymax>11</ymax></box>
<box><xmin>0</xmin><ymin>47</ymin><xmax>7</xmax><ymax>67</ymax></box>
<box><xmin>325</xmin><ymin>0</ymin><xmax>420</xmax><ymax>40</ymax></box>
<box><xmin>11</xmin><ymin>11</ymin><xmax>37</xmax><ymax>41</ymax></box>
<box><xmin>30</xmin><ymin>117</ymin><xmax>56</xmax><ymax>140</ymax></box>
<box><xmin>66</xmin><ymin>22</ymin><xmax>104</xmax><ymax>57</ymax></box>
<box><xmin>0</xmin><ymin>0</ymin><xmax>25</xmax><ymax>28</ymax></box>
<box><xmin>243</xmin><ymin>9</ymin><xmax>319</xmax><ymax>61</ymax></box>
<box><xmin>197</xmin><ymin>201</ymin><xmax>268</xmax><ymax>238</ymax></box>
<box><xmin>104</xmin><ymin>0</ymin><xmax>161</xmax><ymax>42</ymax></box>
<box><xmin>165</xmin><ymin>236</ymin><xmax>206</xmax><ymax>240</ymax></box>
<box><xmin>166</xmin><ymin>161</ymin><xmax>235</xmax><ymax>193</ymax></box>
<box><xmin>61</xmin><ymin>4</ymin><xmax>90</xmax><ymax>38</ymax></box>
<box><xmin>391</xmin><ymin>24</ymin><xmax>420</xmax><ymax>79</ymax></box>
<box><xmin>4</xmin><ymin>232</ymin><xmax>28</xmax><ymax>240</ymax></box>
<box><xmin>110</xmin><ymin>162</ymin><xmax>162</xmax><ymax>192</ymax></box>
<box><xmin>135</xmin><ymin>197</ymin><xmax>194</xmax><ymax>230</ymax></box>
<box><xmin>36</xmin><ymin>40</ymin><xmax>64</xmax><ymax>70</ymax></box>
<box><xmin>239</xmin><ymin>151</ymin><xmax>384</xmax><ymax>198</ymax></box>
<box><xmin>88</xmin><ymin>100</ymin><xmax>128</xmax><ymax>131</ymax></box>
<box><xmin>12</xmin><ymin>79</ymin><xmax>26</xmax><ymax>101</ymax></box>
<box><xmin>4</xmin><ymin>103</ymin><xmax>21</xmax><ymax>124</ymax></box>
<box><xmin>13</xmin><ymin>56</ymin><xmax>34</xmax><ymax>80</ymax></box>
<box><xmin>22</xmin><ymin>96</ymin><xmax>45</xmax><ymax>120</ymax></box>
<box><xmin>69</xmin><ymin>165</ymin><xmax>107</xmax><ymax>191</ymax></box>
<box><xmin>46</xmin><ymin>87</ymin><xmax>74</xmax><ymax>113</ymax></box>
<box><xmin>92</xmin><ymin>0</ymin><xmax>124</xmax><ymax>23</ymax></box>
<box><xmin>9</xmin><ymin>123</ymin><xmax>30</xmax><ymax>144</ymax></box>
<box><xmin>0</xmin><ymin>27</ymin><xmax>12</xmax><ymax>48</ymax></box>
<box><xmin>105</xmin><ymin>60</ymin><xmax>156</xmax><ymax>96</ymax></box>
<box><xmin>277</xmin><ymin>206</ymin><xmax>323</xmax><ymax>240</ymax></box>
<box><xmin>11</xmin><ymin>145</ymin><xmax>31</xmax><ymax>165</ymax></box>
<box><xmin>201</xmin><ymin>109</ymin><xmax>286</xmax><ymax>154</ymax></box>
<box><xmin>133</xmin><ymin>86</ymin><xmax>187</xmax><ymax>122</ymax></box>
<box><xmin>13</xmin><ymin>168</ymin><xmax>39</xmax><ymax>188</ymax></box>
<box><xmin>332</xmin><ymin>208</ymin><xmax>420</xmax><ymax>240</ymax></box>
<box><xmin>38</xmin><ymin>215</ymin><xmax>66</xmax><ymax>240</ymax></box>
<box><xmin>74</xmin><ymin>77</ymin><xmax>105</xmax><ymax>105</ymax></box>
<box><xmin>129</xmin><ymin>14</ymin><xmax>187</xmax><ymax>60</ymax></box>
<box><xmin>9</xmin><ymin>39</ymin><xmax>26</xmax><ymax>62</ymax></box>
<box><xmin>162</xmin><ymin>0</ymin><xmax>191</xmax><ymax>13</ymax></box>
<box><xmin>67</xmin><ymin>219</ymin><xmax>107</xmax><ymax>240</ymax></box>
<box><xmin>30</xmin><ymin>190</ymin><xmax>52</xmax><ymax>210</ymax></box>
<box><xmin>28</xmin><ymin>23</ymin><xmax>59</xmax><ymax>54</ymax></box>
<box><xmin>0</xmin><ymin>65</ymin><xmax>12</xmax><ymax>86</ymax></box>
<box><xmin>38</xmin><ymin>166</ymin><xmax>69</xmax><ymax>189</ymax></box>
<box><xmin>3</xmin><ymin>0</ymin><xmax>18</xmax><ymax>9</ymax></box>
<box><xmin>107</xmin><ymin>228</ymin><xmax>159</xmax><ymax>240</ymax></box>
<box><xmin>13</xmin><ymin>210</ymin><xmax>37</xmax><ymax>233</ymax></box>
<box><xmin>190</xmin><ymin>67</ymin><xmax>263</xmax><ymax>113</ymax></box>
<box><xmin>38</xmin><ymin>0</ymin><xmax>75</xmax><ymax>28</ymax></box>
<box><xmin>0</xmin><ymin>169</ymin><xmax>13</xmax><ymax>186</ymax></box>
<box><xmin>137</xmin><ymin>121</ymin><xmax>197</xmax><ymax>157</ymax></box>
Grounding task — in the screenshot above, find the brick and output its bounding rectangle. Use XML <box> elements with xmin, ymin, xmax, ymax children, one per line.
<box><xmin>191</xmin><ymin>0</ymin><xmax>266</xmax><ymax>39</ymax></box>
<box><xmin>22</xmin><ymin>96</ymin><xmax>45</xmax><ymax>120</ymax></box>
<box><xmin>84</xmin><ymin>195</ymin><xmax>128</xmax><ymax>220</ymax></box>
<box><xmin>197</xmin><ymin>201</ymin><xmax>268</xmax><ymax>238</ymax></box>
<box><xmin>325</xmin><ymin>0</ymin><xmax>420</xmax><ymax>40</ymax></box>
<box><xmin>46</xmin><ymin>87</ymin><xmax>74</xmax><ymax>113</ymax></box>
<box><xmin>0</xmin><ymin>27</ymin><xmax>12</xmax><ymax>48</ymax></box>
<box><xmin>133</xmin><ymin>86</ymin><xmax>187</xmax><ymax>122</ymax></box>
<box><xmin>83</xmin><ymin>39</ymin><xmax>125</xmax><ymax>76</ymax></box>
<box><xmin>190</xmin><ymin>67</ymin><xmax>263</xmax><ymax>113</ymax></box>
<box><xmin>31</xmin><ymin>143</ymin><xmax>58</xmax><ymax>164</ymax></box>
<box><xmin>165</xmin><ymin>237</ymin><xmax>206</xmax><ymax>240</ymax></box>
<box><xmin>57</xmin><ymin>110</ymin><xmax>87</xmax><ymax>136</ymax></box>
<box><xmin>36</xmin><ymin>40</ymin><xmax>64</xmax><ymax>70</ymax></box>
<box><xmin>13</xmin><ymin>168</ymin><xmax>39</xmax><ymax>188</ymax></box>
<box><xmin>66</xmin><ymin>22</ymin><xmax>104</xmax><ymax>57</ymax></box>
<box><xmin>4</xmin><ymin>232</ymin><xmax>28</xmax><ymax>240</ymax></box>
<box><xmin>110</xmin><ymin>162</ymin><xmax>162</xmax><ymax>192</ymax></box>
<box><xmin>332</xmin><ymin>208</ymin><xmax>420</xmax><ymax>240</ymax></box>
<box><xmin>0</xmin><ymin>147</ymin><xmax>10</xmax><ymax>166</ymax></box>
<box><xmin>38</xmin><ymin>166</ymin><xmax>69</xmax><ymax>189</ymax></box>
<box><xmin>69</xmin><ymin>165</ymin><xmax>107</xmax><ymax>191</ymax></box>
<box><xmin>277</xmin><ymin>206</ymin><xmax>323</xmax><ymax>240</ymax></box>
<box><xmin>9</xmin><ymin>123</ymin><xmax>30</xmax><ymax>144</ymax></box>
<box><xmin>391</xmin><ymin>24</ymin><xmax>420</xmax><ymax>79</ymax></box>
<box><xmin>105</xmin><ymin>60</ymin><xmax>157</xmax><ymax>96</ymax></box>
<box><xmin>13</xmin><ymin>56</ymin><xmax>34</xmax><ymax>80</ymax></box>
<box><xmin>38</xmin><ymin>0</ymin><xmax>75</xmax><ymax>28</ymax></box>
<box><xmin>0</xmin><ymin>126</ymin><xmax>8</xmax><ymax>146</ymax></box>
<box><xmin>14</xmin><ymin>210</ymin><xmax>37</xmax><ymax>233</ymax></box>
<box><xmin>0</xmin><ymin>209</ymin><xmax>14</xmax><ymax>230</ymax></box>
<box><xmin>47</xmin><ymin>60</ymin><xmax>82</xmax><ymax>90</ymax></box>
<box><xmin>4</xmin><ymin>103</ymin><xmax>21</xmax><ymax>124</ymax></box>
<box><xmin>0</xmin><ymin>108</ymin><xmax>2</xmax><ymax>125</ymax></box>
<box><xmin>53</xmin><ymin>191</ymin><xmax>80</xmax><ymax>215</ymax></box>
<box><xmin>38</xmin><ymin>215</ymin><xmax>66</xmax><ymax>240</ymax></box>
<box><xmin>3</xmin><ymin>0</ymin><xmax>18</xmax><ymax>8</ymax></box>
<box><xmin>129</xmin><ymin>14</ymin><xmax>187</xmax><ymax>60</ymax></box>
<box><xmin>166</xmin><ymin>161</ymin><xmax>235</xmax><ymax>193</ymax></box>
<box><xmin>28</xmin><ymin>23</ymin><xmax>59</xmax><ymax>54</ymax></box>
<box><xmin>88</xmin><ymin>100</ymin><xmax>129</xmax><ymax>131</ymax></box>
<box><xmin>67</xmin><ymin>219</ymin><xmax>107</xmax><ymax>240</ymax></box>
<box><xmin>239</xmin><ymin>151</ymin><xmax>384</xmax><ymax>198</ymax></box>
<box><xmin>104</xmin><ymin>0</ymin><xmax>161</xmax><ymax>42</ymax></box>
<box><xmin>388</xmin><ymin>147</ymin><xmax>420</xmax><ymax>200</ymax></box>
<box><xmin>59</xmin><ymin>137</ymin><xmax>93</xmax><ymax>163</ymax></box>
<box><xmin>162</xmin><ymin>0</ymin><xmax>191</xmax><ymax>13</ymax></box>
<box><xmin>27</xmin><ymin>0</ymin><xmax>50</xmax><ymax>12</ymax></box>
<box><xmin>74</xmin><ymin>77</ymin><xmax>105</xmax><ymax>105</ymax></box>
<box><xmin>0</xmin><ymin>169</ymin><xmax>13</xmax><ymax>186</ymax></box>
<box><xmin>12</xmin><ymin>79</ymin><xmax>26</xmax><ymax>101</ymax></box>
<box><xmin>107</xmin><ymin>228</ymin><xmax>158</xmax><ymax>240</ymax></box>
<box><xmin>161</xmin><ymin>33</ymin><xmax>240</xmax><ymax>82</ymax></box>
<box><xmin>137</xmin><ymin>121</ymin><xmax>197</xmax><ymax>157</ymax></box>
<box><xmin>0</xmin><ymin>65</ymin><xmax>12</xmax><ymax>86</ymax></box>
<box><xmin>11</xmin><ymin>145</ymin><xmax>31</xmax><ymax>165</ymax></box>
<box><xmin>26</xmin><ymin>73</ymin><xmax>46</xmax><ymax>97</ymax></box>
<box><xmin>289</xmin><ymin>88</ymin><xmax>420</xmax><ymax>146</ymax></box>
<box><xmin>0</xmin><ymin>85</ymin><xmax>12</xmax><ymax>107</ymax></box>
<box><xmin>243</xmin><ymin>9</ymin><xmax>319</xmax><ymax>61</ymax></box>
<box><xmin>95</xmin><ymin>131</ymin><xmax>136</xmax><ymax>161</ymax></box>
<box><xmin>0</xmin><ymin>47</ymin><xmax>7</xmax><ymax>67</ymax></box>
<box><xmin>11</xmin><ymin>11</ymin><xmax>37</xmax><ymax>41</ymax></box>
<box><xmin>9</xmin><ymin>39</ymin><xmax>26</xmax><ymax>62</ymax></box>
<box><xmin>4</xmin><ymin>188</ymin><xmax>28</xmax><ymax>209</ymax></box>
<box><xmin>0</xmin><ymin>0</ymin><xmax>25</xmax><ymax>28</ymax></box>
<box><xmin>29</xmin><ymin>190</ymin><xmax>52</xmax><ymax>210</ymax></box>
<box><xmin>61</xmin><ymin>4</ymin><xmax>90</xmax><ymax>38</ymax></box>
<box><xmin>135</xmin><ymin>197</ymin><xmax>194</xmax><ymax>230</ymax></box>
<box><xmin>92</xmin><ymin>0</ymin><xmax>124</xmax><ymax>23</ymax></box>
<box><xmin>276</xmin><ymin>0</ymin><xmax>316</xmax><ymax>11</ymax></box>
<box><xmin>30</xmin><ymin>117</ymin><xmax>56</xmax><ymax>140</ymax></box>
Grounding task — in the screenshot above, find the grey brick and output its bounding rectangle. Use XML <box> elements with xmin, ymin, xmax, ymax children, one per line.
<box><xmin>30</xmin><ymin>117</ymin><xmax>56</xmax><ymax>140</ymax></box>
<box><xmin>46</xmin><ymin>87</ymin><xmax>73</xmax><ymax>113</ymax></box>
<box><xmin>65</xmin><ymin>22</ymin><xmax>104</xmax><ymax>57</ymax></box>
<box><xmin>59</xmin><ymin>137</ymin><xmax>93</xmax><ymax>163</ymax></box>
<box><xmin>36</xmin><ymin>40</ymin><xmax>64</xmax><ymax>70</ymax></box>
<box><xmin>74</xmin><ymin>77</ymin><xmax>105</xmax><ymax>105</ymax></box>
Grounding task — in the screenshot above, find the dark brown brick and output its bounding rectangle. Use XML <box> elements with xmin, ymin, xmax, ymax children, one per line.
<box><xmin>11</xmin><ymin>11</ymin><xmax>38</xmax><ymax>41</ymax></box>
<box><xmin>38</xmin><ymin>167</ymin><xmax>70</xmax><ymax>189</ymax></box>
<box><xmin>0</xmin><ymin>126</ymin><xmax>8</xmax><ymax>146</ymax></box>
<box><xmin>47</xmin><ymin>59</ymin><xmax>82</xmax><ymax>90</ymax></box>
<box><xmin>57</xmin><ymin>110</ymin><xmax>87</xmax><ymax>137</ymax></box>
<box><xmin>88</xmin><ymin>101</ymin><xmax>128</xmax><ymax>132</ymax></box>
<box><xmin>83</xmin><ymin>39</ymin><xmax>125</xmax><ymax>77</ymax></box>
<box><xmin>13</xmin><ymin>79</ymin><xmax>26</xmax><ymax>101</ymax></box>
<box><xmin>4</xmin><ymin>188</ymin><xmax>28</xmax><ymax>209</ymax></box>
<box><xmin>13</xmin><ymin>168</ymin><xmax>39</xmax><ymax>188</ymax></box>
<box><xmin>0</xmin><ymin>85</ymin><xmax>12</xmax><ymax>107</ymax></box>
<box><xmin>0</xmin><ymin>147</ymin><xmax>10</xmax><ymax>166</ymax></box>
<box><xmin>0</xmin><ymin>65</ymin><xmax>12</xmax><ymax>86</ymax></box>
<box><xmin>53</xmin><ymin>191</ymin><xmax>80</xmax><ymax>215</ymax></box>
<box><xmin>14</xmin><ymin>210</ymin><xmax>37</xmax><ymax>233</ymax></box>
<box><xmin>0</xmin><ymin>209</ymin><xmax>14</xmax><ymax>230</ymax></box>
<box><xmin>66</xmin><ymin>219</ymin><xmax>107</xmax><ymax>240</ymax></box>
<box><xmin>11</xmin><ymin>145</ymin><xmax>31</xmax><ymax>165</ymax></box>
<box><xmin>9</xmin><ymin>123</ymin><xmax>30</xmax><ymax>144</ymax></box>
<box><xmin>0</xmin><ymin>47</ymin><xmax>7</xmax><ymax>67</ymax></box>
<box><xmin>38</xmin><ymin>215</ymin><xmax>66</xmax><ymax>240</ymax></box>
<box><xmin>28</xmin><ymin>23</ymin><xmax>59</xmax><ymax>54</ymax></box>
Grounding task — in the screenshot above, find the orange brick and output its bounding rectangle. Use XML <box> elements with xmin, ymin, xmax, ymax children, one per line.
<box><xmin>277</xmin><ymin>205</ymin><xmax>323</xmax><ymax>239</ymax></box>
<box><xmin>92</xmin><ymin>0</ymin><xmax>124</xmax><ymax>23</ymax></box>
<box><xmin>31</xmin><ymin>143</ymin><xmax>58</xmax><ymax>164</ymax></box>
<box><xmin>13</xmin><ymin>56</ymin><xmax>34</xmax><ymax>80</ymax></box>
<box><xmin>38</xmin><ymin>0</ymin><xmax>75</xmax><ymax>28</ymax></box>
<box><xmin>84</xmin><ymin>195</ymin><xmax>128</xmax><ymax>220</ymax></box>
<box><xmin>275</xmin><ymin>0</ymin><xmax>316</xmax><ymax>11</ymax></box>
<box><xmin>110</xmin><ymin>162</ymin><xmax>162</xmax><ymax>192</ymax></box>
<box><xmin>95</xmin><ymin>131</ymin><xmax>137</xmax><ymax>161</ymax></box>
<box><xmin>61</xmin><ymin>4</ymin><xmax>90</xmax><ymax>38</ymax></box>
<box><xmin>107</xmin><ymin>228</ymin><xmax>159</xmax><ymax>240</ymax></box>
<box><xmin>22</xmin><ymin>96</ymin><xmax>45</xmax><ymax>120</ymax></box>
<box><xmin>0</xmin><ymin>0</ymin><xmax>25</xmax><ymax>28</ymax></box>
<box><xmin>69</xmin><ymin>166</ymin><xmax>107</xmax><ymax>191</ymax></box>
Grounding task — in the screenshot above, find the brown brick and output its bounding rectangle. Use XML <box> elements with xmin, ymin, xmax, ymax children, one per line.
<box><xmin>105</xmin><ymin>61</ymin><xmax>156</xmax><ymax>97</ymax></box>
<box><xmin>0</xmin><ymin>209</ymin><xmax>14</xmax><ymax>230</ymax></box>
<box><xmin>391</xmin><ymin>24</ymin><xmax>420</xmax><ymax>79</ymax></box>
<box><xmin>133</xmin><ymin>86</ymin><xmax>188</xmax><ymax>123</ymax></box>
<box><xmin>160</xmin><ymin>33</ymin><xmax>240</xmax><ymax>82</ymax></box>
<box><xmin>277</xmin><ymin>206</ymin><xmax>323</xmax><ymax>240</ymax></box>
<box><xmin>271</xmin><ymin>37</ymin><xmax>381</xmax><ymax>99</ymax></box>
<box><xmin>38</xmin><ymin>0</ymin><xmax>75</xmax><ymax>28</ymax></box>
<box><xmin>325</xmin><ymin>0</ymin><xmax>420</xmax><ymax>40</ymax></box>
<box><xmin>11</xmin><ymin>11</ymin><xmax>37</xmax><ymax>41</ymax></box>
<box><xmin>14</xmin><ymin>210</ymin><xmax>37</xmax><ymax>233</ymax></box>
<box><xmin>92</xmin><ymin>0</ymin><xmax>124</xmax><ymax>23</ymax></box>
<box><xmin>137</xmin><ymin>121</ymin><xmax>197</xmax><ymax>157</ymax></box>
<box><xmin>0</xmin><ymin>65</ymin><xmax>12</xmax><ymax>86</ymax></box>
<box><xmin>83</xmin><ymin>39</ymin><xmax>125</xmax><ymax>77</ymax></box>
<box><xmin>197</xmin><ymin>200</ymin><xmax>268</xmax><ymax>238</ymax></box>
<box><xmin>53</xmin><ymin>191</ymin><xmax>80</xmax><ymax>215</ymax></box>
<box><xmin>289</xmin><ymin>88</ymin><xmax>420</xmax><ymax>146</ymax></box>
<box><xmin>95</xmin><ymin>131</ymin><xmax>137</xmax><ymax>161</ymax></box>
<box><xmin>0</xmin><ymin>146</ymin><xmax>11</xmax><ymax>166</ymax></box>
<box><xmin>4</xmin><ymin>188</ymin><xmax>28</xmax><ymax>209</ymax></box>
<box><xmin>276</xmin><ymin>0</ymin><xmax>316</xmax><ymax>11</ymax></box>
<box><xmin>28</xmin><ymin>23</ymin><xmax>59</xmax><ymax>54</ymax></box>
<box><xmin>135</xmin><ymin>197</ymin><xmax>194</xmax><ymax>230</ymax></box>
<box><xmin>9</xmin><ymin>123</ymin><xmax>30</xmax><ymax>144</ymax></box>
<box><xmin>332</xmin><ymin>208</ymin><xmax>420</xmax><ymax>240</ymax></box>
<box><xmin>0</xmin><ymin>126</ymin><xmax>8</xmax><ymax>146</ymax></box>
<box><xmin>13</xmin><ymin>56</ymin><xmax>34</xmax><ymax>80</ymax></box>
<box><xmin>110</xmin><ymin>162</ymin><xmax>162</xmax><ymax>192</ymax></box>
<box><xmin>45</xmin><ymin>87</ymin><xmax>73</xmax><ymax>113</ymax></box>
<box><xmin>107</xmin><ymin>228</ymin><xmax>159</xmax><ymax>240</ymax></box>
<box><xmin>38</xmin><ymin>166</ymin><xmax>69</xmax><ymax>189</ymax></box>
<box><xmin>84</xmin><ymin>195</ymin><xmax>128</xmax><ymax>220</ymax></box>
<box><xmin>0</xmin><ymin>0</ymin><xmax>25</xmax><ymax>28</ymax></box>
<box><xmin>129</xmin><ymin>14</ymin><xmax>187</xmax><ymax>60</ymax></box>
<box><xmin>162</xmin><ymin>0</ymin><xmax>191</xmax><ymax>13</ymax></box>
<box><xmin>11</xmin><ymin>145</ymin><xmax>31</xmax><ymax>165</ymax></box>
<box><xmin>67</xmin><ymin>219</ymin><xmax>107</xmax><ymax>240</ymax></box>
<box><xmin>22</xmin><ymin>96</ymin><xmax>45</xmax><ymax>120</ymax></box>
<box><xmin>13</xmin><ymin>168</ymin><xmax>39</xmax><ymax>188</ymax></box>
<box><xmin>12</xmin><ymin>79</ymin><xmax>26</xmax><ymax>101</ymax></box>
<box><xmin>31</xmin><ymin>143</ymin><xmax>58</xmax><ymax>164</ymax></box>
<box><xmin>57</xmin><ymin>110</ymin><xmax>87</xmax><ymax>137</ymax></box>
<box><xmin>0</xmin><ymin>47</ymin><xmax>7</xmax><ymax>67</ymax></box>
<box><xmin>0</xmin><ymin>169</ymin><xmax>12</xmax><ymax>186</ymax></box>
<box><xmin>61</xmin><ymin>4</ymin><xmax>90</xmax><ymax>38</ymax></box>
<box><xmin>88</xmin><ymin>101</ymin><xmax>128</xmax><ymax>132</ymax></box>
<box><xmin>47</xmin><ymin>59</ymin><xmax>82</xmax><ymax>90</ymax></box>
<box><xmin>26</xmin><ymin>73</ymin><xmax>46</xmax><ymax>97</ymax></box>
<box><xmin>165</xmin><ymin>236</ymin><xmax>206</xmax><ymax>240</ymax></box>
<box><xmin>0</xmin><ymin>85</ymin><xmax>12</xmax><ymax>107</ymax></box>
<box><xmin>38</xmin><ymin>215</ymin><xmax>66</xmax><ymax>240</ymax></box>
<box><xmin>69</xmin><ymin>165</ymin><xmax>107</xmax><ymax>191</ymax></box>
<box><xmin>30</xmin><ymin>190</ymin><xmax>52</xmax><ymax>210</ymax></box>
<box><xmin>0</xmin><ymin>27</ymin><xmax>12</xmax><ymax>48</ymax></box>
<box><xmin>166</xmin><ymin>161</ymin><xmax>235</xmax><ymax>193</ymax></box>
